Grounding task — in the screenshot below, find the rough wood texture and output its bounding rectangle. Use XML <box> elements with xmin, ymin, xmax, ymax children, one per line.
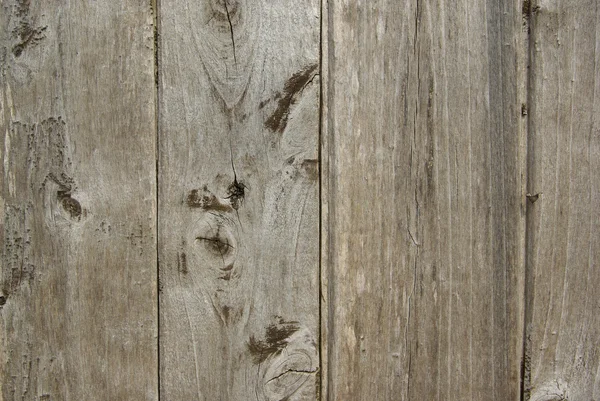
<box><xmin>2</xmin><ymin>1</ymin><xmax>599</xmax><ymax>399</ymax></box>
<box><xmin>525</xmin><ymin>1</ymin><xmax>600</xmax><ymax>399</ymax></box>
<box><xmin>158</xmin><ymin>1</ymin><xmax>320</xmax><ymax>399</ymax></box>
<box><xmin>325</xmin><ymin>0</ymin><xmax>527</xmax><ymax>399</ymax></box>
<box><xmin>0</xmin><ymin>1</ymin><xmax>157</xmax><ymax>400</ymax></box>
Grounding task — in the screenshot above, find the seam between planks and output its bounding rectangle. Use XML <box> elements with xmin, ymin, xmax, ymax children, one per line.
<box><xmin>318</xmin><ymin>0</ymin><xmax>324</xmax><ymax>398</ymax></box>
<box><xmin>319</xmin><ymin>0</ymin><xmax>332</xmax><ymax>399</ymax></box>
<box><xmin>152</xmin><ymin>0</ymin><xmax>162</xmax><ymax>399</ymax></box>
<box><xmin>319</xmin><ymin>0</ymin><xmax>331</xmax><ymax>399</ymax></box>
<box><xmin>521</xmin><ymin>0</ymin><xmax>535</xmax><ymax>399</ymax></box>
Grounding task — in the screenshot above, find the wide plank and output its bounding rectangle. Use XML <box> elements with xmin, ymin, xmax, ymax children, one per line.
<box><xmin>325</xmin><ymin>0</ymin><xmax>527</xmax><ymax>399</ymax></box>
<box><xmin>158</xmin><ymin>1</ymin><xmax>321</xmax><ymax>399</ymax></box>
<box><xmin>0</xmin><ymin>1</ymin><xmax>157</xmax><ymax>400</ymax></box>
<box><xmin>524</xmin><ymin>1</ymin><xmax>600</xmax><ymax>399</ymax></box>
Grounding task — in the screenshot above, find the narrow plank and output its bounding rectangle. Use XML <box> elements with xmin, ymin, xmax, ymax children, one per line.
<box><xmin>0</xmin><ymin>1</ymin><xmax>157</xmax><ymax>400</ymax></box>
<box><xmin>158</xmin><ymin>1</ymin><xmax>320</xmax><ymax>399</ymax></box>
<box><xmin>326</xmin><ymin>0</ymin><xmax>527</xmax><ymax>399</ymax></box>
<box><xmin>525</xmin><ymin>1</ymin><xmax>600</xmax><ymax>399</ymax></box>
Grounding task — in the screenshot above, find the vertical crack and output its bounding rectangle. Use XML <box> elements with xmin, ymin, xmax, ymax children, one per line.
<box><xmin>224</xmin><ymin>0</ymin><xmax>237</xmax><ymax>65</ymax></box>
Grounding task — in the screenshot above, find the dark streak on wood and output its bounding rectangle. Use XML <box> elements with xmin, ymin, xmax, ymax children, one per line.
<box><xmin>247</xmin><ymin>318</ymin><xmax>300</xmax><ymax>364</ymax></box>
<box><xmin>259</xmin><ymin>98</ymin><xmax>270</xmax><ymax>109</ymax></box>
<box><xmin>177</xmin><ymin>252</ymin><xmax>188</xmax><ymax>274</ymax></box>
<box><xmin>180</xmin><ymin>252</ymin><xmax>187</xmax><ymax>274</ymax></box>
<box><xmin>264</xmin><ymin>64</ymin><xmax>318</xmax><ymax>134</ymax></box>
<box><xmin>187</xmin><ymin>186</ymin><xmax>234</xmax><ymax>212</ymax></box>
<box><xmin>222</xmin><ymin>305</ymin><xmax>230</xmax><ymax>321</ymax></box>
<box><xmin>522</xmin><ymin>332</ymin><xmax>532</xmax><ymax>400</ymax></box>
<box><xmin>522</xmin><ymin>0</ymin><xmax>532</xmax><ymax>21</ymax></box>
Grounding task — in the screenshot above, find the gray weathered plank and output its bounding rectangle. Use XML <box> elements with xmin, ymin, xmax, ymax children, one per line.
<box><xmin>0</xmin><ymin>1</ymin><xmax>157</xmax><ymax>400</ymax></box>
<box><xmin>524</xmin><ymin>1</ymin><xmax>600</xmax><ymax>399</ymax></box>
<box><xmin>325</xmin><ymin>0</ymin><xmax>527</xmax><ymax>399</ymax></box>
<box><xmin>158</xmin><ymin>1</ymin><xmax>321</xmax><ymax>399</ymax></box>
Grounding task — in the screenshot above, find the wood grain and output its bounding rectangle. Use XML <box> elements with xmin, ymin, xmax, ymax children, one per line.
<box><xmin>325</xmin><ymin>0</ymin><xmax>527</xmax><ymax>399</ymax></box>
<box><xmin>525</xmin><ymin>1</ymin><xmax>600</xmax><ymax>399</ymax></box>
<box><xmin>158</xmin><ymin>0</ymin><xmax>321</xmax><ymax>399</ymax></box>
<box><xmin>0</xmin><ymin>1</ymin><xmax>157</xmax><ymax>400</ymax></box>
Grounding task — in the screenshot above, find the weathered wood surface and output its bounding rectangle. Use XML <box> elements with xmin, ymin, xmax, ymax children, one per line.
<box><xmin>325</xmin><ymin>0</ymin><xmax>527</xmax><ymax>399</ymax></box>
<box><xmin>1</xmin><ymin>0</ymin><xmax>598</xmax><ymax>399</ymax></box>
<box><xmin>524</xmin><ymin>1</ymin><xmax>600</xmax><ymax>399</ymax></box>
<box><xmin>0</xmin><ymin>1</ymin><xmax>157</xmax><ymax>400</ymax></box>
<box><xmin>158</xmin><ymin>0</ymin><xmax>321</xmax><ymax>399</ymax></box>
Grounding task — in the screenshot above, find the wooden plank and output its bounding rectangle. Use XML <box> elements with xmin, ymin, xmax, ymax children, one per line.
<box><xmin>157</xmin><ymin>1</ymin><xmax>321</xmax><ymax>399</ymax></box>
<box><xmin>0</xmin><ymin>1</ymin><xmax>157</xmax><ymax>400</ymax></box>
<box><xmin>524</xmin><ymin>1</ymin><xmax>600</xmax><ymax>399</ymax></box>
<box><xmin>325</xmin><ymin>0</ymin><xmax>527</xmax><ymax>399</ymax></box>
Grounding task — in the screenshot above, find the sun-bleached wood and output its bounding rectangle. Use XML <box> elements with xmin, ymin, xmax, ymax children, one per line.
<box><xmin>0</xmin><ymin>1</ymin><xmax>157</xmax><ymax>400</ymax></box>
<box><xmin>524</xmin><ymin>1</ymin><xmax>600</xmax><ymax>399</ymax></box>
<box><xmin>3</xmin><ymin>1</ymin><xmax>599</xmax><ymax>399</ymax></box>
<box><xmin>325</xmin><ymin>0</ymin><xmax>527</xmax><ymax>399</ymax></box>
<box><xmin>158</xmin><ymin>1</ymin><xmax>321</xmax><ymax>399</ymax></box>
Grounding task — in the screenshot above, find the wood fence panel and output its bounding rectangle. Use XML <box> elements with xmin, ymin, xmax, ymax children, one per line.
<box><xmin>0</xmin><ymin>1</ymin><xmax>158</xmax><ymax>400</ymax></box>
<box><xmin>158</xmin><ymin>1</ymin><xmax>321</xmax><ymax>399</ymax></box>
<box><xmin>325</xmin><ymin>0</ymin><xmax>527</xmax><ymax>399</ymax></box>
<box><xmin>3</xmin><ymin>1</ymin><xmax>600</xmax><ymax>400</ymax></box>
<box><xmin>525</xmin><ymin>1</ymin><xmax>600</xmax><ymax>399</ymax></box>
